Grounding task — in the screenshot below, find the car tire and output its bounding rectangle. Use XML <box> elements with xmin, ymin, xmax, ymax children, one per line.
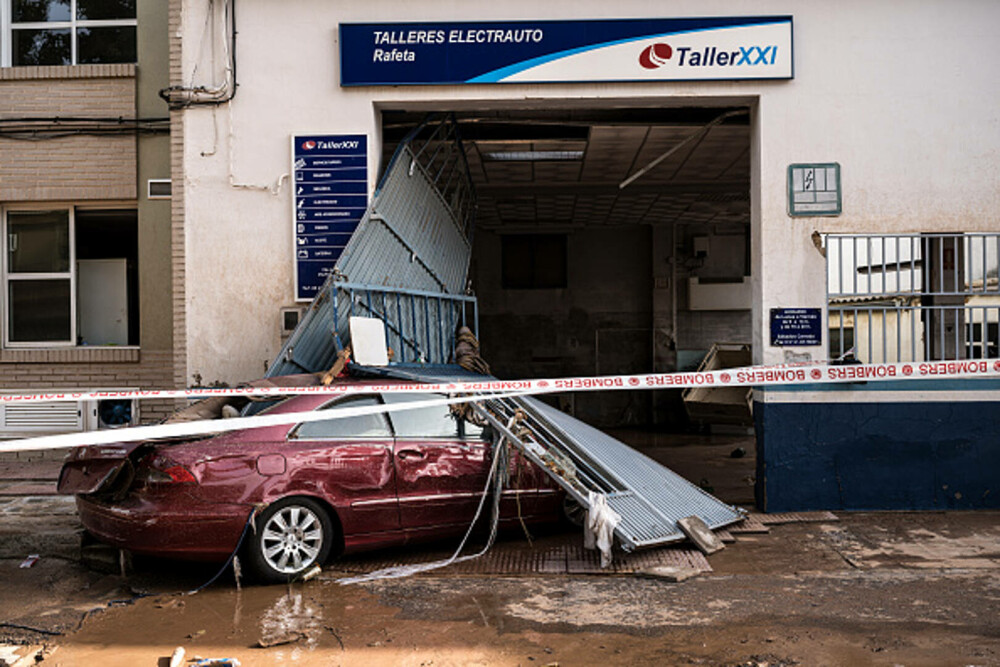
<box><xmin>246</xmin><ymin>497</ymin><xmax>334</xmax><ymax>584</ymax></box>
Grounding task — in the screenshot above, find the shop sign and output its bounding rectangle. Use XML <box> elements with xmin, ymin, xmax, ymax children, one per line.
<box><xmin>292</xmin><ymin>134</ymin><xmax>368</xmax><ymax>301</ymax></box>
<box><xmin>340</xmin><ymin>16</ymin><xmax>793</xmax><ymax>86</ymax></box>
<box><xmin>770</xmin><ymin>308</ymin><xmax>823</xmax><ymax>347</ymax></box>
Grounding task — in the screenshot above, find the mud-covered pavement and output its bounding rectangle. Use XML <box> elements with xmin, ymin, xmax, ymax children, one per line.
<box><xmin>1</xmin><ymin>512</ymin><xmax>998</xmax><ymax>667</ymax></box>
<box><xmin>3</xmin><ymin>439</ymin><xmax>1000</xmax><ymax>666</ymax></box>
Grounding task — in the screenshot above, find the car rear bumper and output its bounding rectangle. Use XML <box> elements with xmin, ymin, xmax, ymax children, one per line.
<box><xmin>76</xmin><ymin>492</ymin><xmax>252</xmax><ymax>562</ymax></box>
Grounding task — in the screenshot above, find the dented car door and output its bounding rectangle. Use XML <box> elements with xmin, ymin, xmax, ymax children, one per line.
<box><xmin>287</xmin><ymin>395</ymin><xmax>400</xmax><ymax>537</ymax></box>
<box><xmin>383</xmin><ymin>393</ymin><xmax>491</xmax><ymax>532</ymax></box>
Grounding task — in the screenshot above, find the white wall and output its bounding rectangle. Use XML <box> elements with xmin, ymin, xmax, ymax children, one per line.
<box><xmin>178</xmin><ymin>0</ymin><xmax>1000</xmax><ymax>385</ymax></box>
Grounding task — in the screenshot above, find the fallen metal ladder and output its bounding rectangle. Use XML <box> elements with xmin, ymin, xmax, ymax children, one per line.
<box><xmin>473</xmin><ymin>395</ymin><xmax>745</xmax><ymax>551</ymax></box>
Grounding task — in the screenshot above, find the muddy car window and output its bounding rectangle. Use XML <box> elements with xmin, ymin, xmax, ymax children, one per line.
<box><xmin>382</xmin><ymin>393</ymin><xmax>460</xmax><ymax>439</ymax></box>
<box><xmin>292</xmin><ymin>395</ymin><xmax>390</xmax><ymax>439</ymax></box>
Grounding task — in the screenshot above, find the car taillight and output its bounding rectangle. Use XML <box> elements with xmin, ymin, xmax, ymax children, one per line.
<box><xmin>138</xmin><ymin>454</ymin><xmax>196</xmax><ymax>485</ymax></box>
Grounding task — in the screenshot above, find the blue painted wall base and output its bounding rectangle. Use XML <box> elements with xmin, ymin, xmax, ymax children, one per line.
<box><xmin>754</xmin><ymin>400</ymin><xmax>1000</xmax><ymax>511</ymax></box>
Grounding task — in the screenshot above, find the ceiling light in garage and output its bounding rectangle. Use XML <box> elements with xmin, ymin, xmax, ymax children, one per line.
<box><xmin>483</xmin><ymin>150</ymin><xmax>584</xmax><ymax>162</ymax></box>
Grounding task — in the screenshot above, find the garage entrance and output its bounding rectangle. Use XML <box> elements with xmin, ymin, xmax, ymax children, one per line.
<box><xmin>380</xmin><ymin>105</ymin><xmax>754</xmax><ymax>430</ymax></box>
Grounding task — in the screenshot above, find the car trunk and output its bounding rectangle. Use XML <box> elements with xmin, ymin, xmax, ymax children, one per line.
<box><xmin>57</xmin><ymin>442</ymin><xmax>149</xmax><ymax>497</ymax></box>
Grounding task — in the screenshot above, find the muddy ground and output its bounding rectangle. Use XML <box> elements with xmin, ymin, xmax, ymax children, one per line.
<box><xmin>2</xmin><ymin>436</ymin><xmax>999</xmax><ymax>666</ymax></box>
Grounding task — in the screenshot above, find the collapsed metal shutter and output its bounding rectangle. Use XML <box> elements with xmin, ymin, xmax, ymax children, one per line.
<box><xmin>268</xmin><ymin>114</ymin><xmax>476</xmax><ymax>377</ymax></box>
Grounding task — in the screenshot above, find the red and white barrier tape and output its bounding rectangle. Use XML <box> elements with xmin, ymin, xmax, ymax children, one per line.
<box><xmin>1</xmin><ymin>358</ymin><xmax>997</xmax><ymax>406</ymax></box>
<box><xmin>0</xmin><ymin>391</ymin><xmax>538</xmax><ymax>454</ymax></box>
<box><xmin>0</xmin><ymin>358</ymin><xmax>997</xmax><ymax>454</ymax></box>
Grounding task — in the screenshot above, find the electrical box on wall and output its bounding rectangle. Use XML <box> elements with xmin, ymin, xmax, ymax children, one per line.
<box><xmin>693</xmin><ymin>236</ymin><xmax>710</xmax><ymax>258</ymax></box>
<box><xmin>280</xmin><ymin>306</ymin><xmax>305</xmax><ymax>340</ymax></box>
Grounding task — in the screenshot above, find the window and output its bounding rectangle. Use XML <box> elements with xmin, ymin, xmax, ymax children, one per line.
<box><xmin>501</xmin><ymin>234</ymin><xmax>567</xmax><ymax>289</ymax></box>
<box><xmin>2</xmin><ymin>0</ymin><xmax>136</xmax><ymax>67</ymax></box>
<box><xmin>383</xmin><ymin>393</ymin><xmax>492</xmax><ymax>440</ymax></box>
<box><xmin>292</xmin><ymin>396</ymin><xmax>392</xmax><ymax>440</ymax></box>
<box><xmin>383</xmin><ymin>393</ymin><xmax>461</xmax><ymax>439</ymax></box>
<box><xmin>826</xmin><ymin>233</ymin><xmax>1000</xmax><ymax>363</ymax></box>
<box><xmin>3</xmin><ymin>207</ymin><xmax>138</xmax><ymax>347</ymax></box>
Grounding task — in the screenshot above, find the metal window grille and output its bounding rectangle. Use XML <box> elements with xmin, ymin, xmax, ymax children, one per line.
<box><xmin>826</xmin><ymin>233</ymin><xmax>1000</xmax><ymax>363</ymax></box>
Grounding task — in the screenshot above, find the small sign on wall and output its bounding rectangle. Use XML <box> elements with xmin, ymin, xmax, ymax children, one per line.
<box><xmin>770</xmin><ymin>308</ymin><xmax>822</xmax><ymax>346</ymax></box>
<box><xmin>787</xmin><ymin>163</ymin><xmax>840</xmax><ymax>216</ymax></box>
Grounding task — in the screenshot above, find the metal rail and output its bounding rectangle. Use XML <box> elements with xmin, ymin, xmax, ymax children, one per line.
<box><xmin>827</xmin><ymin>233</ymin><xmax>1000</xmax><ymax>362</ymax></box>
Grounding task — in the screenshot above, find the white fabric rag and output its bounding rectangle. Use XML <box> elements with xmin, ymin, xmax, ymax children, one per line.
<box><xmin>583</xmin><ymin>491</ymin><xmax>621</xmax><ymax>568</ymax></box>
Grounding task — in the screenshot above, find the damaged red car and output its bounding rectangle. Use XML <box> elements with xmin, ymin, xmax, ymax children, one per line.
<box><xmin>58</xmin><ymin>377</ymin><xmax>562</xmax><ymax>583</ymax></box>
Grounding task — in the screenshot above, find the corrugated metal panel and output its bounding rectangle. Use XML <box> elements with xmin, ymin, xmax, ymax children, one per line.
<box><xmin>525</xmin><ymin>398</ymin><xmax>745</xmax><ymax>542</ymax></box>
<box><xmin>338</xmin><ymin>147</ymin><xmax>472</xmax><ymax>294</ymax></box>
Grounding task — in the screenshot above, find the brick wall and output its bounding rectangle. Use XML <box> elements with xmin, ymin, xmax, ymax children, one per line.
<box><xmin>0</xmin><ymin>65</ymin><xmax>137</xmax><ymax>202</ymax></box>
<box><xmin>0</xmin><ymin>67</ymin><xmax>179</xmax><ymax>461</ymax></box>
<box><xmin>0</xmin><ymin>349</ymin><xmax>176</xmax><ymax>424</ymax></box>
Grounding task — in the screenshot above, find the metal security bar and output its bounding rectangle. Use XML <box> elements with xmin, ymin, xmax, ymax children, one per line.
<box><xmin>333</xmin><ymin>282</ymin><xmax>478</xmax><ymax>365</ymax></box>
<box><xmin>826</xmin><ymin>233</ymin><xmax>1000</xmax><ymax>362</ymax></box>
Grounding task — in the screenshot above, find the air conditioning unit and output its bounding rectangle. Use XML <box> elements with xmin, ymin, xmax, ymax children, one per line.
<box><xmin>0</xmin><ymin>391</ymin><xmax>139</xmax><ymax>438</ymax></box>
<box><xmin>84</xmin><ymin>397</ymin><xmax>139</xmax><ymax>430</ymax></box>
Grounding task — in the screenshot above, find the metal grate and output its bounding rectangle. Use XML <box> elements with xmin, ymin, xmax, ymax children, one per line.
<box><xmin>0</xmin><ymin>402</ymin><xmax>82</xmax><ymax>432</ymax></box>
<box><xmin>827</xmin><ymin>233</ymin><xmax>1000</xmax><ymax>362</ymax></box>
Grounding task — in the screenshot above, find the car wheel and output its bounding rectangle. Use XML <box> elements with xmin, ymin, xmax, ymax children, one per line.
<box><xmin>562</xmin><ymin>495</ymin><xmax>586</xmax><ymax>527</ymax></box>
<box><xmin>247</xmin><ymin>497</ymin><xmax>334</xmax><ymax>583</ymax></box>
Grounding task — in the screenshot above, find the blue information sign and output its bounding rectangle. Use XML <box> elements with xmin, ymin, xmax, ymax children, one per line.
<box><xmin>770</xmin><ymin>308</ymin><xmax>823</xmax><ymax>347</ymax></box>
<box><xmin>293</xmin><ymin>134</ymin><xmax>368</xmax><ymax>300</ymax></box>
<box><xmin>340</xmin><ymin>16</ymin><xmax>793</xmax><ymax>86</ymax></box>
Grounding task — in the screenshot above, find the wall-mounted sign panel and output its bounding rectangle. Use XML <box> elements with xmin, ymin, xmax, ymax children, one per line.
<box><xmin>292</xmin><ymin>134</ymin><xmax>368</xmax><ymax>301</ymax></box>
<box><xmin>788</xmin><ymin>163</ymin><xmax>841</xmax><ymax>216</ymax></box>
<box><xmin>770</xmin><ymin>308</ymin><xmax>822</xmax><ymax>347</ymax></box>
<box><xmin>340</xmin><ymin>16</ymin><xmax>793</xmax><ymax>86</ymax></box>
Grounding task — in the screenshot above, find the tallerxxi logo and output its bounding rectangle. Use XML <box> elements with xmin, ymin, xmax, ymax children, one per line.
<box><xmin>301</xmin><ymin>140</ymin><xmax>317</xmax><ymax>150</ymax></box>
<box><xmin>638</xmin><ymin>43</ymin><xmax>672</xmax><ymax>69</ymax></box>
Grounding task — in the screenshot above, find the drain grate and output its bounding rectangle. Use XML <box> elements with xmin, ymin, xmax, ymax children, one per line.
<box><xmin>754</xmin><ymin>511</ymin><xmax>838</xmax><ymax>525</ymax></box>
<box><xmin>330</xmin><ymin>537</ymin><xmax>711</xmax><ymax>577</ymax></box>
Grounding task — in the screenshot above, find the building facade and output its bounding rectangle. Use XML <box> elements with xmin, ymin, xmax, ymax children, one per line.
<box><xmin>0</xmin><ymin>0</ymin><xmax>174</xmax><ymax>435</ymax></box>
<box><xmin>6</xmin><ymin>1</ymin><xmax>999</xmax><ymax>510</ymax></box>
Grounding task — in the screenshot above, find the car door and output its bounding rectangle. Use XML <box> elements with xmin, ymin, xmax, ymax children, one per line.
<box><xmin>287</xmin><ymin>395</ymin><xmax>399</xmax><ymax>538</ymax></box>
<box><xmin>383</xmin><ymin>393</ymin><xmax>491</xmax><ymax>532</ymax></box>
<box><xmin>462</xmin><ymin>414</ymin><xmax>558</xmax><ymax>519</ymax></box>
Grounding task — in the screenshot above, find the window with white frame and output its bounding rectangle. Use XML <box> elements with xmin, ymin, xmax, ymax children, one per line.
<box><xmin>1</xmin><ymin>0</ymin><xmax>136</xmax><ymax>67</ymax></box>
<box><xmin>3</xmin><ymin>207</ymin><xmax>138</xmax><ymax>347</ymax></box>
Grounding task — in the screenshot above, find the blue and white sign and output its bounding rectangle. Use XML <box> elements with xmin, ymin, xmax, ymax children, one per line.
<box><xmin>770</xmin><ymin>308</ymin><xmax>823</xmax><ymax>347</ymax></box>
<box><xmin>292</xmin><ymin>134</ymin><xmax>368</xmax><ymax>301</ymax></box>
<box><xmin>340</xmin><ymin>16</ymin><xmax>792</xmax><ymax>86</ymax></box>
